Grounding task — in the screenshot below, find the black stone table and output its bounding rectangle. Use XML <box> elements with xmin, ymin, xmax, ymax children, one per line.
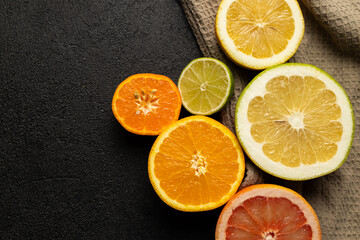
<box><xmin>0</xmin><ymin>0</ymin><xmax>225</xmax><ymax>239</ymax></box>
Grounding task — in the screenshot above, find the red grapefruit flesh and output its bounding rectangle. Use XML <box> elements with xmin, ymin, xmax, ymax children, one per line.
<box><xmin>216</xmin><ymin>184</ymin><xmax>321</xmax><ymax>240</ymax></box>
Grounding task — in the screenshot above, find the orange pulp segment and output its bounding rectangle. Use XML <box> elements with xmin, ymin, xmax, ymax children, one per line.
<box><xmin>112</xmin><ymin>73</ymin><xmax>182</xmax><ymax>135</ymax></box>
<box><xmin>148</xmin><ymin>116</ymin><xmax>245</xmax><ymax>211</ymax></box>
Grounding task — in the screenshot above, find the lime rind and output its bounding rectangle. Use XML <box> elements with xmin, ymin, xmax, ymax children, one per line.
<box><xmin>178</xmin><ymin>57</ymin><xmax>234</xmax><ymax>115</ymax></box>
<box><xmin>235</xmin><ymin>63</ymin><xmax>354</xmax><ymax>180</ymax></box>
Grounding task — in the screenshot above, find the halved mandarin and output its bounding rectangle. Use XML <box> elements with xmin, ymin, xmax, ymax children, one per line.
<box><xmin>148</xmin><ymin>116</ymin><xmax>245</xmax><ymax>211</ymax></box>
<box><xmin>235</xmin><ymin>63</ymin><xmax>354</xmax><ymax>180</ymax></box>
<box><xmin>112</xmin><ymin>73</ymin><xmax>182</xmax><ymax>135</ymax></box>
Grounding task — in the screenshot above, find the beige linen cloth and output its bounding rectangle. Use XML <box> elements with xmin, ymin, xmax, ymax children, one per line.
<box><xmin>180</xmin><ymin>0</ymin><xmax>360</xmax><ymax>239</ymax></box>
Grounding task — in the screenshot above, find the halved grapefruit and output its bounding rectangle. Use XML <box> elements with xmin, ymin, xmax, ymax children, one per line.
<box><xmin>235</xmin><ymin>63</ymin><xmax>354</xmax><ymax>180</ymax></box>
<box><xmin>216</xmin><ymin>184</ymin><xmax>321</xmax><ymax>240</ymax></box>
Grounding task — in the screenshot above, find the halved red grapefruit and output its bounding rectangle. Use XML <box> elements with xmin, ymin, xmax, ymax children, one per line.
<box><xmin>216</xmin><ymin>184</ymin><xmax>321</xmax><ymax>240</ymax></box>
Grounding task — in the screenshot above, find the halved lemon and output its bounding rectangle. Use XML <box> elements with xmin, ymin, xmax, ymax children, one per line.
<box><xmin>215</xmin><ymin>0</ymin><xmax>305</xmax><ymax>70</ymax></box>
<box><xmin>235</xmin><ymin>63</ymin><xmax>354</xmax><ymax>180</ymax></box>
<box><xmin>148</xmin><ymin>116</ymin><xmax>245</xmax><ymax>211</ymax></box>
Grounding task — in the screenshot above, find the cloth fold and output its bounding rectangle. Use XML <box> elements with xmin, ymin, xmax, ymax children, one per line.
<box><xmin>302</xmin><ymin>0</ymin><xmax>360</xmax><ymax>56</ymax></box>
<box><xmin>179</xmin><ymin>0</ymin><xmax>360</xmax><ymax>238</ymax></box>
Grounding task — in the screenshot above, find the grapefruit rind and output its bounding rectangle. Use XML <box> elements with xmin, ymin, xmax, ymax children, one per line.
<box><xmin>148</xmin><ymin>116</ymin><xmax>245</xmax><ymax>212</ymax></box>
<box><xmin>235</xmin><ymin>63</ymin><xmax>354</xmax><ymax>180</ymax></box>
<box><xmin>215</xmin><ymin>0</ymin><xmax>305</xmax><ymax>70</ymax></box>
<box><xmin>178</xmin><ymin>57</ymin><xmax>234</xmax><ymax>115</ymax></box>
<box><xmin>215</xmin><ymin>184</ymin><xmax>321</xmax><ymax>240</ymax></box>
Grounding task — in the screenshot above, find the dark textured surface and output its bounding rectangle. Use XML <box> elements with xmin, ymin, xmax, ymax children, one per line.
<box><xmin>0</xmin><ymin>0</ymin><xmax>215</xmax><ymax>239</ymax></box>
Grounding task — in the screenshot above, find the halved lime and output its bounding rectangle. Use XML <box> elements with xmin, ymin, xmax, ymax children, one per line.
<box><xmin>235</xmin><ymin>63</ymin><xmax>354</xmax><ymax>180</ymax></box>
<box><xmin>178</xmin><ymin>57</ymin><xmax>234</xmax><ymax>115</ymax></box>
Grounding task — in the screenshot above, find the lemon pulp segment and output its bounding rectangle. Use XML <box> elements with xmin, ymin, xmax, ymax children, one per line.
<box><xmin>226</xmin><ymin>0</ymin><xmax>295</xmax><ymax>58</ymax></box>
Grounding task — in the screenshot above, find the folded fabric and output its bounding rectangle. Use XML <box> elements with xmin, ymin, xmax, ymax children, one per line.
<box><xmin>302</xmin><ymin>0</ymin><xmax>360</xmax><ymax>56</ymax></box>
<box><xmin>179</xmin><ymin>0</ymin><xmax>360</xmax><ymax>239</ymax></box>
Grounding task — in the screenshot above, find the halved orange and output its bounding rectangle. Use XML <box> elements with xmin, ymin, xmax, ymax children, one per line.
<box><xmin>216</xmin><ymin>184</ymin><xmax>321</xmax><ymax>240</ymax></box>
<box><xmin>112</xmin><ymin>73</ymin><xmax>182</xmax><ymax>135</ymax></box>
<box><xmin>148</xmin><ymin>116</ymin><xmax>245</xmax><ymax>211</ymax></box>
